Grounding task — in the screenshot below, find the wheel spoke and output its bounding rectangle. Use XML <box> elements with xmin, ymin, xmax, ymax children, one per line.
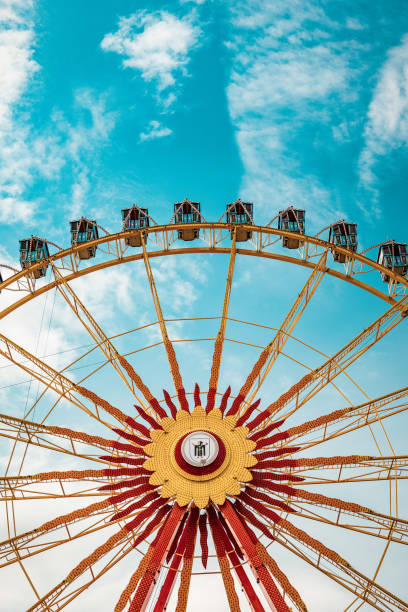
<box><xmin>256</xmin><ymin>542</ymin><xmax>307</xmax><ymax>612</ymax></box>
<box><xmin>264</xmin><ymin>294</ymin><xmax>408</xmax><ymax>425</ymax></box>
<box><xmin>115</xmin><ymin>544</ymin><xmax>155</xmax><ymax>611</ymax></box>
<box><xmin>0</xmin><ymin>483</ymin><xmax>109</xmax><ymax>501</ymax></box>
<box><xmin>216</xmin><ymin>509</ymin><xmax>268</xmax><ymax>612</ymax></box>
<box><xmin>141</xmin><ymin>234</ymin><xmax>189</xmax><ymax>410</ymax></box>
<box><xmin>0</xmin><ymin>412</ymin><xmax>148</xmax><ymax>457</ymax></box>
<box><xmin>0</xmin><ymin>429</ymin><xmax>105</xmax><ymax>464</ymax></box>
<box><xmin>173</xmin><ymin>507</ymin><xmax>199</xmax><ymax>611</ymax></box>
<box><xmin>238</xmin><ymin>495</ymin><xmax>407</xmax><ymax>612</ymax></box>
<box><xmin>1</xmin><ymin>475</ymin><xmax>160</xmax><ymax>568</ymax></box>
<box><xmin>27</xmin><ymin>532</ymin><xmax>135</xmax><ymax>611</ymax></box>
<box><xmin>221</xmin><ymin>500</ymin><xmax>291</xmax><ymax>611</ymax></box>
<box><xmin>271</xmin><ymin>523</ymin><xmax>408</xmax><ymax>612</ymax></box>
<box><xmin>248</xmin><ymin>478</ymin><xmax>408</xmax><ymax>545</ymax></box>
<box><xmin>0</xmin><ymin>504</ymin><xmax>129</xmax><ymax>568</ymax></box>
<box><xmin>295</xmin><ymin>455</ymin><xmax>408</xmax><ymax>484</ymax></box>
<box><xmin>25</xmin><ymin>498</ymin><xmax>171</xmax><ymax>611</ymax></box>
<box><xmin>242</xmin><ymin>249</ymin><xmax>328</xmax><ymax>413</ymax></box>
<box><xmin>278</xmin><ymin>497</ymin><xmax>408</xmax><ymax>545</ymax></box>
<box><xmin>0</xmin><ymin>413</ymin><xmax>137</xmax><ymax>465</ymax></box>
<box><xmin>284</xmin><ymin>386</ymin><xmax>408</xmax><ymax>449</ymax></box>
<box><xmin>0</xmin><ymin>332</ymin><xmax>132</xmax><ymax>430</ymax></box>
<box><xmin>129</xmin><ymin>504</ymin><xmax>185</xmax><ymax>610</ymax></box>
<box><xmin>50</xmin><ymin>263</ymin><xmax>165</xmax><ymax>417</ymax></box>
<box><xmin>1</xmin><ymin>221</ymin><xmax>407</xmax><ymax>610</ymax></box>
<box><xmin>207</xmin><ymin>506</ymin><xmax>243</xmax><ymax>612</ymax></box>
<box><xmin>207</xmin><ymin>229</ymin><xmax>237</xmax><ymax>411</ymax></box>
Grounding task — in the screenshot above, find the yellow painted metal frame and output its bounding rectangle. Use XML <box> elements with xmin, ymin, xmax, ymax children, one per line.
<box><xmin>1</xmin><ymin>224</ymin><xmax>408</xmax><ymax>323</ymax></box>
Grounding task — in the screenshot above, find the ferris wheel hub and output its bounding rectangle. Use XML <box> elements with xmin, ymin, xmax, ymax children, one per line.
<box><xmin>142</xmin><ymin>404</ymin><xmax>258</xmax><ymax>508</ymax></box>
<box><xmin>180</xmin><ymin>430</ymin><xmax>220</xmax><ymax>467</ymax></box>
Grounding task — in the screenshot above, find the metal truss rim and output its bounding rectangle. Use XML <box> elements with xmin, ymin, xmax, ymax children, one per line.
<box><xmin>1</xmin><ymin>222</ymin><xmax>407</xmax><ymax>292</ymax></box>
<box><xmin>0</xmin><ymin>245</ymin><xmax>404</xmax><ymax>323</ymax></box>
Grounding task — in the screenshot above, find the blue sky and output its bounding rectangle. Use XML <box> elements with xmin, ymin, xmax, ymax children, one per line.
<box><xmin>1</xmin><ymin>0</ymin><xmax>408</xmax><ymax>247</ymax></box>
<box><xmin>1</xmin><ymin>0</ymin><xmax>408</xmax><ymax>610</ymax></box>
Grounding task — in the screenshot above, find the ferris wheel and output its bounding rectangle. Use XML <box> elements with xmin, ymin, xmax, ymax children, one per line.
<box><xmin>0</xmin><ymin>200</ymin><xmax>407</xmax><ymax>611</ymax></box>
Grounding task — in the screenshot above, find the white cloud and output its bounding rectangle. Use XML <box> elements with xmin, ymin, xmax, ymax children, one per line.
<box><xmin>0</xmin><ymin>3</ymin><xmax>117</xmax><ymax>228</ymax></box>
<box><xmin>52</xmin><ymin>89</ymin><xmax>117</xmax><ymax>219</ymax></box>
<box><xmin>140</xmin><ymin>119</ymin><xmax>172</xmax><ymax>142</ymax></box>
<box><xmin>358</xmin><ymin>34</ymin><xmax>408</xmax><ymax>216</ymax></box>
<box><xmin>0</xmin><ymin>1</ymin><xmax>37</xmax><ymax>128</ymax></box>
<box><xmin>101</xmin><ymin>10</ymin><xmax>201</xmax><ymax>94</ymax></box>
<box><xmin>180</xmin><ymin>0</ymin><xmax>206</xmax><ymax>5</ymax></box>
<box><xmin>226</xmin><ymin>1</ymin><xmax>351</xmax><ymax>226</ymax></box>
<box><xmin>0</xmin><ymin>29</ymin><xmax>37</xmax><ymax>126</ymax></box>
<box><xmin>228</xmin><ymin>45</ymin><xmax>349</xmax><ymax>118</ymax></box>
<box><xmin>0</xmin><ymin>0</ymin><xmax>41</xmax><ymax>224</ymax></box>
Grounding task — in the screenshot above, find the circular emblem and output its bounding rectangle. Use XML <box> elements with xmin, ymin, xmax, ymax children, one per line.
<box><xmin>180</xmin><ymin>431</ymin><xmax>219</xmax><ymax>467</ymax></box>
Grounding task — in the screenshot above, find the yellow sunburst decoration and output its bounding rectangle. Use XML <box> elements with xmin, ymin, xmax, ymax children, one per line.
<box><xmin>143</xmin><ymin>406</ymin><xmax>257</xmax><ymax>509</ymax></box>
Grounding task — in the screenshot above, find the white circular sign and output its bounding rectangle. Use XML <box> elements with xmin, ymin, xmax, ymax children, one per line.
<box><xmin>181</xmin><ymin>431</ymin><xmax>219</xmax><ymax>467</ymax></box>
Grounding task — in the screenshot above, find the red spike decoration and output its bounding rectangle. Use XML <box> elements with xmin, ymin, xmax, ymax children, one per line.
<box><xmin>98</xmin><ymin>475</ymin><xmax>150</xmax><ymax>492</ymax></box>
<box><xmin>163</xmin><ymin>389</ymin><xmax>178</xmax><ymax>419</ymax></box>
<box><xmin>233</xmin><ymin>499</ymin><xmax>275</xmax><ymax>542</ymax></box>
<box><xmin>206</xmin><ymin>386</ymin><xmax>217</xmax><ymax>413</ymax></box>
<box><xmin>110</xmin><ymin>492</ymin><xmax>161</xmax><ymax>522</ymax></box>
<box><xmin>101</xmin><ymin>439</ymin><xmax>147</xmax><ymax>455</ymax></box>
<box><xmin>255</xmin><ymin>430</ymin><xmax>290</xmax><ymax>449</ymax></box>
<box><xmin>254</xmin><ymin>446</ymin><xmax>301</xmax><ymax>461</ymax></box>
<box><xmin>249</xmin><ymin>418</ymin><xmax>285</xmax><ymax>441</ymax></box>
<box><xmin>194</xmin><ymin>383</ymin><xmax>201</xmax><ymax>407</ymax></box>
<box><xmin>199</xmin><ymin>512</ymin><xmax>209</xmax><ymax>568</ymax></box>
<box><xmin>219</xmin><ymin>385</ymin><xmax>231</xmax><ymax>414</ymax></box>
<box><xmin>236</xmin><ymin>398</ymin><xmax>261</xmax><ymax>427</ymax></box>
<box><xmin>134</xmin><ymin>404</ymin><xmax>161</xmax><ymax>430</ymax></box>
<box><xmin>112</xmin><ymin>427</ymin><xmax>150</xmax><ymax>446</ymax></box>
<box><xmin>132</xmin><ymin>504</ymin><xmax>172</xmax><ymax>548</ymax></box>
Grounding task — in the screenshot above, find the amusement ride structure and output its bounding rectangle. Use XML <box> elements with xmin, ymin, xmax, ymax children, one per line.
<box><xmin>0</xmin><ymin>201</ymin><xmax>407</xmax><ymax>611</ymax></box>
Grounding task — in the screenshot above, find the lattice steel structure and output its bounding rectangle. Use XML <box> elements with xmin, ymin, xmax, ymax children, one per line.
<box><xmin>0</xmin><ymin>211</ymin><xmax>407</xmax><ymax>611</ymax></box>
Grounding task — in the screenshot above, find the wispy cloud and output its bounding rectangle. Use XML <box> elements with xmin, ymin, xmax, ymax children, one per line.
<box><xmin>140</xmin><ymin>119</ymin><xmax>172</xmax><ymax>142</ymax></box>
<box><xmin>0</xmin><ymin>0</ymin><xmax>40</xmax><ymax>223</ymax></box>
<box><xmin>52</xmin><ymin>89</ymin><xmax>117</xmax><ymax>219</ymax></box>
<box><xmin>358</xmin><ymin>34</ymin><xmax>408</xmax><ymax>217</ymax></box>
<box><xmin>226</xmin><ymin>0</ymin><xmax>361</xmax><ymax>226</ymax></box>
<box><xmin>0</xmin><ymin>1</ymin><xmax>37</xmax><ymax>127</ymax></box>
<box><xmin>101</xmin><ymin>10</ymin><xmax>201</xmax><ymax>102</ymax></box>
<box><xmin>0</xmin><ymin>3</ymin><xmax>117</xmax><ymax>228</ymax></box>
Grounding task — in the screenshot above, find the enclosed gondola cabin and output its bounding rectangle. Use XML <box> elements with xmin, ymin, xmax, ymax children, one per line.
<box><xmin>377</xmin><ymin>241</ymin><xmax>408</xmax><ymax>282</ymax></box>
<box><xmin>70</xmin><ymin>219</ymin><xmax>99</xmax><ymax>260</ymax></box>
<box><xmin>122</xmin><ymin>207</ymin><xmax>149</xmax><ymax>247</ymax></box>
<box><xmin>328</xmin><ymin>221</ymin><xmax>358</xmax><ymax>263</ymax></box>
<box><xmin>226</xmin><ymin>200</ymin><xmax>254</xmax><ymax>242</ymax></box>
<box><xmin>19</xmin><ymin>237</ymin><xmax>50</xmax><ymax>279</ymax></box>
<box><xmin>278</xmin><ymin>208</ymin><xmax>305</xmax><ymax>249</ymax></box>
<box><xmin>174</xmin><ymin>200</ymin><xmax>201</xmax><ymax>241</ymax></box>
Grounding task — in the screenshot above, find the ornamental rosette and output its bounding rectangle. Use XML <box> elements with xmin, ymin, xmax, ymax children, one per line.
<box><xmin>143</xmin><ymin>405</ymin><xmax>257</xmax><ymax>508</ymax></box>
